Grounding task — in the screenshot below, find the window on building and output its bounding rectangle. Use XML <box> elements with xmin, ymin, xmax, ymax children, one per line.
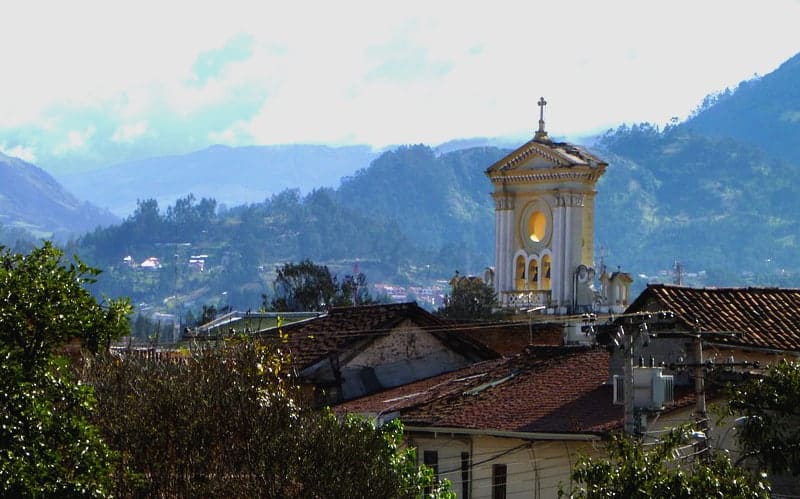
<box><xmin>528</xmin><ymin>210</ymin><xmax>546</xmax><ymax>242</ymax></box>
<box><xmin>492</xmin><ymin>463</ymin><xmax>507</xmax><ymax>499</ymax></box>
<box><xmin>528</xmin><ymin>259</ymin><xmax>539</xmax><ymax>289</ymax></box>
<box><xmin>424</xmin><ymin>450</ymin><xmax>439</xmax><ymax>477</ymax></box>
<box><xmin>424</xmin><ymin>450</ymin><xmax>439</xmax><ymax>494</ymax></box>
<box><xmin>461</xmin><ymin>452</ymin><xmax>470</xmax><ymax>499</ymax></box>
<box><xmin>515</xmin><ymin>255</ymin><xmax>526</xmax><ymax>290</ymax></box>
<box><xmin>542</xmin><ymin>255</ymin><xmax>552</xmax><ymax>290</ymax></box>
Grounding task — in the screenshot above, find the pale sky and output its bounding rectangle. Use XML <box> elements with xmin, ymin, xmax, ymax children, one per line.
<box><xmin>1</xmin><ymin>0</ymin><xmax>799</xmax><ymax>172</ymax></box>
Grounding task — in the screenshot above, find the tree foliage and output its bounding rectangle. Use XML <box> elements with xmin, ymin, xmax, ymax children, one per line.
<box><xmin>0</xmin><ymin>243</ymin><xmax>130</xmax><ymax>497</ymax></box>
<box><xmin>563</xmin><ymin>427</ymin><xmax>770</xmax><ymax>499</ymax></box>
<box><xmin>86</xmin><ymin>335</ymin><xmax>450</xmax><ymax>498</ymax></box>
<box><xmin>270</xmin><ymin>259</ymin><xmax>375</xmax><ymax>312</ymax></box>
<box><xmin>0</xmin><ymin>354</ymin><xmax>117</xmax><ymax>498</ymax></box>
<box><xmin>727</xmin><ymin>360</ymin><xmax>800</xmax><ymax>476</ymax></box>
<box><xmin>438</xmin><ymin>275</ymin><xmax>497</xmax><ymax>320</ymax></box>
<box><xmin>0</xmin><ymin>242</ymin><xmax>130</xmax><ymax>372</ymax></box>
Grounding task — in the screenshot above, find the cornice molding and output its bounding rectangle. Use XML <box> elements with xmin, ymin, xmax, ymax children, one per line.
<box><xmin>488</xmin><ymin>168</ymin><xmax>605</xmax><ymax>185</ymax></box>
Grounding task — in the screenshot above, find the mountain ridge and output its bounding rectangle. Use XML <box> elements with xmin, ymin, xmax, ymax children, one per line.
<box><xmin>57</xmin><ymin>144</ymin><xmax>381</xmax><ymax>217</ymax></box>
<box><xmin>0</xmin><ymin>152</ymin><xmax>118</xmax><ymax>240</ymax></box>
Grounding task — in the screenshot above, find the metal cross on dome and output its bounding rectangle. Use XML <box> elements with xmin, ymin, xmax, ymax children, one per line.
<box><xmin>535</xmin><ymin>96</ymin><xmax>549</xmax><ymax>139</ymax></box>
<box><xmin>538</xmin><ymin>97</ymin><xmax>547</xmax><ymax>122</ymax></box>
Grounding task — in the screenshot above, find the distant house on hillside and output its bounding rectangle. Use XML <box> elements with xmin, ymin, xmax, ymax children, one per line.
<box><xmin>139</xmin><ymin>257</ymin><xmax>161</xmax><ymax>269</ymax></box>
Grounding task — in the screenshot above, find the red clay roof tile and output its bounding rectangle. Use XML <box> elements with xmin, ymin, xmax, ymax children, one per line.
<box><xmin>336</xmin><ymin>346</ymin><xmax>625</xmax><ymax>434</ymax></box>
<box><xmin>628</xmin><ymin>284</ymin><xmax>800</xmax><ymax>352</ymax></box>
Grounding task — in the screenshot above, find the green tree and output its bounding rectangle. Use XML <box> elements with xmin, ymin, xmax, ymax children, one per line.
<box><xmin>727</xmin><ymin>360</ymin><xmax>800</xmax><ymax>476</ymax></box>
<box><xmin>86</xmin><ymin>334</ymin><xmax>451</xmax><ymax>498</ymax></box>
<box><xmin>0</xmin><ymin>242</ymin><xmax>130</xmax><ymax>372</ymax></box>
<box><xmin>298</xmin><ymin>411</ymin><xmax>453</xmax><ymax>498</ymax></box>
<box><xmin>0</xmin><ymin>242</ymin><xmax>131</xmax><ymax>497</ymax></box>
<box><xmin>269</xmin><ymin>259</ymin><xmax>339</xmax><ymax>312</ymax></box>
<box><xmin>562</xmin><ymin>427</ymin><xmax>770</xmax><ymax>499</ymax></box>
<box><xmin>336</xmin><ymin>272</ymin><xmax>375</xmax><ymax>307</ymax></box>
<box><xmin>438</xmin><ymin>275</ymin><xmax>497</xmax><ymax>320</ymax></box>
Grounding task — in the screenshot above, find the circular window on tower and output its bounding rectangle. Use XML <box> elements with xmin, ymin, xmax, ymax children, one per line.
<box><xmin>519</xmin><ymin>201</ymin><xmax>552</xmax><ymax>252</ymax></box>
<box><xmin>528</xmin><ymin>211</ymin><xmax>546</xmax><ymax>242</ymax></box>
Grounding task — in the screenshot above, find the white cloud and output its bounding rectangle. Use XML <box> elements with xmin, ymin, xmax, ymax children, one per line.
<box><xmin>53</xmin><ymin>126</ymin><xmax>96</xmax><ymax>155</ymax></box>
<box><xmin>2</xmin><ymin>0</ymin><xmax>800</xmax><ymax>158</ymax></box>
<box><xmin>112</xmin><ymin>121</ymin><xmax>149</xmax><ymax>143</ymax></box>
<box><xmin>0</xmin><ymin>144</ymin><xmax>36</xmax><ymax>163</ymax></box>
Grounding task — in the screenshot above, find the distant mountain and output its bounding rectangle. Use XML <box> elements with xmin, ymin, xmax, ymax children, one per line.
<box><xmin>682</xmin><ymin>51</ymin><xmax>800</xmax><ymax>159</ymax></box>
<box><xmin>58</xmin><ymin>144</ymin><xmax>380</xmax><ymax>217</ymax></box>
<box><xmin>0</xmin><ymin>152</ymin><xmax>118</xmax><ymax>240</ymax></box>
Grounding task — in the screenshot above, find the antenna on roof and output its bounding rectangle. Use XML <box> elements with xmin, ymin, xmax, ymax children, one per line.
<box><xmin>673</xmin><ymin>260</ymin><xmax>683</xmax><ymax>286</ymax></box>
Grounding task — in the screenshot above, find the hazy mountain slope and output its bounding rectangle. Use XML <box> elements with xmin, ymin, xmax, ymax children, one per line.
<box><xmin>683</xmin><ymin>50</ymin><xmax>800</xmax><ymax>160</ymax></box>
<box><xmin>0</xmin><ymin>152</ymin><xmax>118</xmax><ymax>239</ymax></box>
<box><xmin>58</xmin><ymin>144</ymin><xmax>379</xmax><ymax>217</ymax></box>
<box><xmin>335</xmin><ymin>145</ymin><xmax>503</xmax><ymax>268</ymax></box>
<box><xmin>595</xmin><ymin>123</ymin><xmax>800</xmax><ymax>281</ymax></box>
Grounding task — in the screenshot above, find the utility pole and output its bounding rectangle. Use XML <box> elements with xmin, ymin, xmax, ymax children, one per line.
<box><xmin>623</xmin><ymin>323</ymin><xmax>636</xmax><ymax>434</ymax></box>
<box><xmin>693</xmin><ymin>332</ymin><xmax>709</xmax><ymax>461</ymax></box>
<box><xmin>693</xmin><ymin>334</ymin><xmax>706</xmax><ymax>419</ymax></box>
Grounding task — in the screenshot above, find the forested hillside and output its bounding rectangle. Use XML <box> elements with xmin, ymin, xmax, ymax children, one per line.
<box><xmin>336</xmin><ymin>145</ymin><xmax>500</xmax><ymax>268</ymax></box>
<box><xmin>0</xmin><ymin>152</ymin><xmax>118</xmax><ymax>241</ymax></box>
<box><xmin>594</xmin><ymin>124</ymin><xmax>800</xmax><ymax>284</ymax></box>
<box><xmin>682</xmin><ymin>51</ymin><xmax>800</xmax><ymax>160</ymax></box>
<box><xmin>72</xmin><ymin>190</ymin><xmax>418</xmax><ymax>311</ymax></box>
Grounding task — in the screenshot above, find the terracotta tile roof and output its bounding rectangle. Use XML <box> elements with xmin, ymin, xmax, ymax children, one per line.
<box><xmin>628</xmin><ymin>284</ymin><xmax>800</xmax><ymax>352</ymax></box>
<box><xmin>258</xmin><ymin>302</ymin><xmax>496</xmax><ymax>370</ymax></box>
<box><xmin>336</xmin><ymin>346</ymin><xmax>624</xmax><ymax>434</ymax></box>
<box><xmin>451</xmin><ymin>320</ymin><xmax>563</xmax><ymax>355</ymax></box>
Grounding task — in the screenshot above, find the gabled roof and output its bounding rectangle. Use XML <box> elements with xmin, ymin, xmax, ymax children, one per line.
<box><xmin>336</xmin><ymin>346</ymin><xmax>623</xmax><ymax>435</ymax></box>
<box><xmin>627</xmin><ymin>284</ymin><xmax>800</xmax><ymax>352</ymax></box>
<box><xmin>485</xmin><ymin>138</ymin><xmax>607</xmax><ymax>176</ymax></box>
<box><xmin>258</xmin><ymin>302</ymin><xmax>497</xmax><ymax>370</ymax></box>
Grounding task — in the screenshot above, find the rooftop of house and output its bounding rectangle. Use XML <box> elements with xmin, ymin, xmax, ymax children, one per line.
<box><xmin>187</xmin><ymin>310</ymin><xmax>323</xmax><ymax>338</ymax></box>
<box><xmin>450</xmin><ymin>320</ymin><xmax>564</xmax><ymax>355</ymax></box>
<box><xmin>628</xmin><ymin>284</ymin><xmax>800</xmax><ymax>352</ymax></box>
<box><xmin>256</xmin><ymin>302</ymin><xmax>500</xmax><ymax>371</ymax></box>
<box><xmin>336</xmin><ymin>346</ymin><xmax>636</xmax><ymax>435</ymax></box>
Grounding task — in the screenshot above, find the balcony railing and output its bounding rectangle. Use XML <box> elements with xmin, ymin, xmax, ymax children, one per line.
<box><xmin>501</xmin><ymin>289</ymin><xmax>552</xmax><ymax>309</ymax></box>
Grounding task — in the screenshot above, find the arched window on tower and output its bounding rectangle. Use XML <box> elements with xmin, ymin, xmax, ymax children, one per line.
<box><xmin>542</xmin><ymin>255</ymin><xmax>552</xmax><ymax>290</ymax></box>
<box><xmin>528</xmin><ymin>259</ymin><xmax>539</xmax><ymax>290</ymax></box>
<box><xmin>515</xmin><ymin>255</ymin><xmax>526</xmax><ymax>290</ymax></box>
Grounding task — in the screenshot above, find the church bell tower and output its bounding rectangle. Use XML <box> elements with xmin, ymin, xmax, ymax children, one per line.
<box><xmin>485</xmin><ymin>98</ymin><xmax>607</xmax><ymax>313</ymax></box>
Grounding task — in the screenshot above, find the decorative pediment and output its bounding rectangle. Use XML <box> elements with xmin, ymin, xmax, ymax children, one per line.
<box><xmin>486</xmin><ymin>139</ymin><xmax>607</xmax><ymax>174</ymax></box>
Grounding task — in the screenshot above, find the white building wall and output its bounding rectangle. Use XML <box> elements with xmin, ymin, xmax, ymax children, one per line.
<box><xmin>341</xmin><ymin>320</ymin><xmax>473</xmax><ymax>398</ymax></box>
<box><xmin>412</xmin><ymin>433</ymin><xmax>601</xmax><ymax>499</ymax></box>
